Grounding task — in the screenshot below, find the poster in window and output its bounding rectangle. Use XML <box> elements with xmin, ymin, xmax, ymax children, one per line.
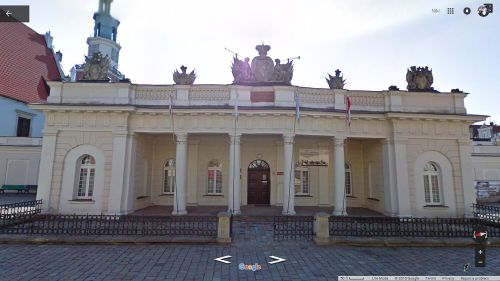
<box><xmin>299</xmin><ymin>149</ymin><xmax>328</xmax><ymax>166</ymax></box>
<box><xmin>475</xmin><ymin>181</ymin><xmax>500</xmax><ymax>203</ymax></box>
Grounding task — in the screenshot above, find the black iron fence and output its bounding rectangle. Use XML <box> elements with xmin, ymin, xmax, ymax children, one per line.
<box><xmin>0</xmin><ymin>214</ymin><xmax>218</xmax><ymax>237</ymax></box>
<box><xmin>273</xmin><ymin>216</ymin><xmax>314</xmax><ymax>240</ymax></box>
<box><xmin>0</xmin><ymin>200</ymin><xmax>42</xmax><ymax>227</ymax></box>
<box><xmin>329</xmin><ymin>216</ymin><xmax>500</xmax><ymax>237</ymax></box>
<box><xmin>473</xmin><ymin>203</ymin><xmax>500</xmax><ymax>224</ymax></box>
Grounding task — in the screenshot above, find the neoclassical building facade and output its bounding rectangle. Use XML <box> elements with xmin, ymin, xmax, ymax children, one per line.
<box><xmin>31</xmin><ymin>80</ymin><xmax>484</xmax><ymax>217</ymax></box>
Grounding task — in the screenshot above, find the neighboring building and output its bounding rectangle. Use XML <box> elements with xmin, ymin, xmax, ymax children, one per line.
<box><xmin>0</xmin><ymin>22</ymin><xmax>63</xmax><ymax>190</ymax></box>
<box><xmin>470</xmin><ymin>122</ymin><xmax>500</xmax><ymax>202</ymax></box>
<box><xmin>71</xmin><ymin>0</ymin><xmax>125</xmax><ymax>82</ymax></box>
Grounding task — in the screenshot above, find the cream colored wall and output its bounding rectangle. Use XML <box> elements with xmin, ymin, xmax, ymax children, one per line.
<box><xmin>240</xmin><ymin>135</ymin><xmax>278</xmax><ymax>206</ymax></box>
<box><xmin>149</xmin><ymin>135</ymin><xmax>176</xmax><ymax>206</ymax></box>
<box><xmin>0</xmin><ymin>146</ymin><xmax>41</xmax><ymax>186</ymax></box>
<box><xmin>133</xmin><ymin>135</ymin><xmax>154</xmax><ymax>210</ymax></box>
<box><xmin>361</xmin><ymin>140</ymin><xmax>385</xmax><ymax>213</ymax></box>
<box><xmin>472</xmin><ymin>156</ymin><xmax>500</xmax><ymax>181</ymax></box>
<box><xmin>344</xmin><ymin>140</ymin><xmax>365</xmax><ymax>208</ymax></box>
<box><xmin>406</xmin><ymin>139</ymin><xmax>463</xmax><ymax>217</ymax></box>
<box><xmin>51</xmin><ymin>131</ymin><xmax>114</xmax><ymax>214</ymax></box>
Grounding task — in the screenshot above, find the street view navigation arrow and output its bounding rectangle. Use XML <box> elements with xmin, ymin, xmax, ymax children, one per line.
<box><xmin>268</xmin><ymin>256</ymin><xmax>286</xmax><ymax>264</ymax></box>
<box><xmin>0</xmin><ymin>6</ymin><xmax>30</xmax><ymax>22</ymax></box>
<box><xmin>214</xmin><ymin>255</ymin><xmax>232</xmax><ymax>264</ymax></box>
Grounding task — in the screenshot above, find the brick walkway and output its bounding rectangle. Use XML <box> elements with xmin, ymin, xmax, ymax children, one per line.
<box><xmin>1</xmin><ymin>220</ymin><xmax>500</xmax><ymax>280</ymax></box>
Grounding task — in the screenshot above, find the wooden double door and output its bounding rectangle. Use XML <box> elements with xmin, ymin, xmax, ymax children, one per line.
<box><xmin>247</xmin><ymin>160</ymin><xmax>271</xmax><ymax>205</ymax></box>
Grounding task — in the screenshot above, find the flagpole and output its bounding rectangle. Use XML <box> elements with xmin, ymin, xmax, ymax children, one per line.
<box><xmin>230</xmin><ymin>92</ymin><xmax>239</xmax><ymax>215</ymax></box>
<box><xmin>342</xmin><ymin>94</ymin><xmax>351</xmax><ymax>216</ymax></box>
<box><xmin>169</xmin><ymin>95</ymin><xmax>179</xmax><ymax>215</ymax></box>
<box><xmin>287</xmin><ymin>92</ymin><xmax>300</xmax><ymax>215</ymax></box>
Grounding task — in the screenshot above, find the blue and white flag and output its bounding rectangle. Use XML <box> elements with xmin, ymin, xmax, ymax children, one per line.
<box><xmin>295</xmin><ymin>92</ymin><xmax>300</xmax><ymax>124</ymax></box>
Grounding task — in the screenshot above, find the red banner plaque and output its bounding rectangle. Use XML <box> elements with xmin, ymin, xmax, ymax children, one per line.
<box><xmin>250</xmin><ymin>91</ymin><xmax>275</xmax><ymax>102</ymax></box>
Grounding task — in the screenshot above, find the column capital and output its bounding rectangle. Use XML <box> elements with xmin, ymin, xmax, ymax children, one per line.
<box><xmin>333</xmin><ymin>136</ymin><xmax>346</xmax><ymax>147</ymax></box>
<box><xmin>175</xmin><ymin>132</ymin><xmax>188</xmax><ymax>143</ymax></box>
<box><xmin>229</xmin><ymin>133</ymin><xmax>242</xmax><ymax>143</ymax></box>
<box><xmin>283</xmin><ymin>133</ymin><xmax>295</xmax><ymax>144</ymax></box>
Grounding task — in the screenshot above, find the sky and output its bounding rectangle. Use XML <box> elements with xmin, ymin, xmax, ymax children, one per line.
<box><xmin>7</xmin><ymin>0</ymin><xmax>500</xmax><ymax>123</ymax></box>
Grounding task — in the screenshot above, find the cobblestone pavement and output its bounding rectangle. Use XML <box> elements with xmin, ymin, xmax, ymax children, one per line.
<box><xmin>1</xmin><ymin>220</ymin><xmax>499</xmax><ymax>280</ymax></box>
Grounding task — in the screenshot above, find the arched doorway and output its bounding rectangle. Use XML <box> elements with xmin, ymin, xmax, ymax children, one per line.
<box><xmin>247</xmin><ymin>159</ymin><xmax>271</xmax><ymax>205</ymax></box>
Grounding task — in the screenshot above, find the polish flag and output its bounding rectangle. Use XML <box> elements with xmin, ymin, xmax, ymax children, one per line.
<box><xmin>346</xmin><ymin>95</ymin><xmax>351</xmax><ymax>127</ymax></box>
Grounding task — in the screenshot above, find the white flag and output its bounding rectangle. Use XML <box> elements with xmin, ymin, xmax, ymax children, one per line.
<box><xmin>168</xmin><ymin>95</ymin><xmax>173</xmax><ymax>115</ymax></box>
<box><xmin>295</xmin><ymin>92</ymin><xmax>300</xmax><ymax>124</ymax></box>
<box><xmin>234</xmin><ymin>96</ymin><xmax>239</xmax><ymax>120</ymax></box>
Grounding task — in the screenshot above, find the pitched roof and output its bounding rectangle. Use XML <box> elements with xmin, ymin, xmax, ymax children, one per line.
<box><xmin>0</xmin><ymin>22</ymin><xmax>62</xmax><ymax>103</ymax></box>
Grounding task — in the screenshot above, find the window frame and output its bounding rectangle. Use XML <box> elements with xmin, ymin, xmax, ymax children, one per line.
<box><xmin>207</xmin><ymin>160</ymin><xmax>222</xmax><ymax>195</ymax></box>
<box><xmin>294</xmin><ymin>166</ymin><xmax>310</xmax><ymax>195</ymax></box>
<box><xmin>76</xmin><ymin>155</ymin><xmax>96</xmax><ymax>200</ymax></box>
<box><xmin>422</xmin><ymin>162</ymin><xmax>442</xmax><ymax>205</ymax></box>
<box><xmin>162</xmin><ymin>159</ymin><xmax>175</xmax><ymax>194</ymax></box>
<box><xmin>15</xmin><ymin>110</ymin><xmax>33</xmax><ymax>137</ymax></box>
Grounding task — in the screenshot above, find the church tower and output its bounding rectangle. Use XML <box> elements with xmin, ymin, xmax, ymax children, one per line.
<box><xmin>72</xmin><ymin>0</ymin><xmax>125</xmax><ymax>81</ymax></box>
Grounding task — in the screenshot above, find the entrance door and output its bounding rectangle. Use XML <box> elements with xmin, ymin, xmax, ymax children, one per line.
<box><xmin>247</xmin><ymin>160</ymin><xmax>271</xmax><ymax>205</ymax></box>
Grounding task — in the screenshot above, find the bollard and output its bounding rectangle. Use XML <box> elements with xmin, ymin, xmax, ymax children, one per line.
<box><xmin>314</xmin><ymin>212</ymin><xmax>330</xmax><ymax>245</ymax></box>
<box><xmin>217</xmin><ymin>211</ymin><xmax>232</xmax><ymax>244</ymax></box>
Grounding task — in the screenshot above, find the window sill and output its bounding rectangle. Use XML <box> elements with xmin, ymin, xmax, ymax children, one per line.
<box><xmin>136</xmin><ymin>196</ymin><xmax>149</xmax><ymax>199</ymax></box>
<box><xmin>69</xmin><ymin>199</ymin><xmax>94</xmax><ymax>204</ymax></box>
<box><xmin>367</xmin><ymin>197</ymin><xmax>380</xmax><ymax>201</ymax></box>
<box><xmin>346</xmin><ymin>195</ymin><xmax>357</xmax><ymax>199</ymax></box>
<box><xmin>204</xmin><ymin>194</ymin><xmax>224</xmax><ymax>197</ymax></box>
<box><xmin>159</xmin><ymin>194</ymin><xmax>173</xmax><ymax>197</ymax></box>
<box><xmin>423</xmin><ymin>205</ymin><xmax>449</xmax><ymax>208</ymax></box>
<box><xmin>295</xmin><ymin>195</ymin><xmax>312</xmax><ymax>197</ymax></box>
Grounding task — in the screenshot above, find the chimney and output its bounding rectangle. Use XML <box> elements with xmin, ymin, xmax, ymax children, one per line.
<box><xmin>55</xmin><ymin>51</ymin><xmax>63</xmax><ymax>62</ymax></box>
<box><xmin>44</xmin><ymin>31</ymin><xmax>53</xmax><ymax>48</ymax></box>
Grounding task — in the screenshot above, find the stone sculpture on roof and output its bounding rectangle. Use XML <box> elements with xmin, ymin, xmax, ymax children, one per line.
<box><xmin>406</xmin><ymin>66</ymin><xmax>434</xmax><ymax>91</ymax></box>
<box><xmin>173</xmin><ymin>65</ymin><xmax>196</xmax><ymax>85</ymax></box>
<box><xmin>231</xmin><ymin>44</ymin><xmax>294</xmax><ymax>85</ymax></box>
<box><xmin>326</xmin><ymin>69</ymin><xmax>346</xmax><ymax>89</ymax></box>
<box><xmin>82</xmin><ymin>52</ymin><xmax>110</xmax><ymax>81</ymax></box>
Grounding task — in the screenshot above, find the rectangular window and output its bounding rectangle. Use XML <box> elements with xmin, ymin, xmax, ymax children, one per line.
<box><xmin>16</xmin><ymin>116</ymin><xmax>31</xmax><ymax>137</ymax></box>
<box><xmin>345</xmin><ymin>171</ymin><xmax>352</xmax><ymax>196</ymax></box>
<box><xmin>431</xmin><ymin>175</ymin><xmax>440</xmax><ymax>203</ymax></box>
<box><xmin>78</xmin><ymin>169</ymin><xmax>88</xmax><ymax>197</ymax></box>
<box><xmin>163</xmin><ymin>169</ymin><xmax>175</xmax><ymax>194</ymax></box>
<box><xmin>294</xmin><ymin>168</ymin><xmax>309</xmax><ymax>195</ymax></box>
<box><xmin>423</xmin><ymin>175</ymin><xmax>431</xmax><ymax>203</ymax></box>
<box><xmin>208</xmin><ymin>169</ymin><xmax>222</xmax><ymax>194</ymax></box>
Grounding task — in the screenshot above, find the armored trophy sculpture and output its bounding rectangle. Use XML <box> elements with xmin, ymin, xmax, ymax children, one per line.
<box><xmin>173</xmin><ymin>65</ymin><xmax>196</xmax><ymax>85</ymax></box>
<box><xmin>82</xmin><ymin>52</ymin><xmax>110</xmax><ymax>81</ymax></box>
<box><xmin>406</xmin><ymin>66</ymin><xmax>434</xmax><ymax>91</ymax></box>
<box><xmin>326</xmin><ymin>69</ymin><xmax>346</xmax><ymax>89</ymax></box>
<box><xmin>231</xmin><ymin>44</ymin><xmax>294</xmax><ymax>85</ymax></box>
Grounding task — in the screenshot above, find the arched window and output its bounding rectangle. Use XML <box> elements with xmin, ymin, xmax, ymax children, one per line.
<box><xmin>163</xmin><ymin>159</ymin><xmax>175</xmax><ymax>194</ymax></box>
<box><xmin>294</xmin><ymin>166</ymin><xmax>309</xmax><ymax>195</ymax></box>
<box><xmin>423</xmin><ymin>162</ymin><xmax>441</xmax><ymax>204</ymax></box>
<box><xmin>77</xmin><ymin>155</ymin><xmax>95</xmax><ymax>199</ymax></box>
<box><xmin>345</xmin><ymin>163</ymin><xmax>352</xmax><ymax>196</ymax></box>
<box><xmin>208</xmin><ymin>160</ymin><xmax>222</xmax><ymax>194</ymax></box>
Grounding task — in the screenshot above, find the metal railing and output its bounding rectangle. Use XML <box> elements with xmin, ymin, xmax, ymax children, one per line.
<box><xmin>0</xmin><ymin>200</ymin><xmax>42</xmax><ymax>226</ymax></box>
<box><xmin>0</xmin><ymin>214</ymin><xmax>218</xmax><ymax>237</ymax></box>
<box><xmin>473</xmin><ymin>204</ymin><xmax>500</xmax><ymax>224</ymax></box>
<box><xmin>273</xmin><ymin>216</ymin><xmax>314</xmax><ymax>240</ymax></box>
<box><xmin>329</xmin><ymin>216</ymin><xmax>500</xmax><ymax>237</ymax></box>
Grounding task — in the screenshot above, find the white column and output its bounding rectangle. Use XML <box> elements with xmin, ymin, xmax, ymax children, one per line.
<box><xmin>458</xmin><ymin>139</ymin><xmax>475</xmax><ymax>217</ymax></box>
<box><xmin>333</xmin><ymin>136</ymin><xmax>347</xmax><ymax>216</ymax></box>
<box><xmin>172</xmin><ymin>133</ymin><xmax>188</xmax><ymax>215</ymax></box>
<box><xmin>36</xmin><ymin>129</ymin><xmax>58</xmax><ymax>213</ymax></box>
<box><xmin>228</xmin><ymin>133</ymin><xmax>242</xmax><ymax>215</ymax></box>
<box><xmin>382</xmin><ymin>139</ymin><xmax>399</xmax><ymax>216</ymax></box>
<box><xmin>108</xmin><ymin>131</ymin><xmax>129</xmax><ymax>214</ymax></box>
<box><xmin>122</xmin><ymin>134</ymin><xmax>137</xmax><ymax>214</ymax></box>
<box><xmin>394</xmin><ymin>138</ymin><xmax>411</xmax><ymax>217</ymax></box>
<box><xmin>282</xmin><ymin>134</ymin><xmax>296</xmax><ymax>215</ymax></box>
